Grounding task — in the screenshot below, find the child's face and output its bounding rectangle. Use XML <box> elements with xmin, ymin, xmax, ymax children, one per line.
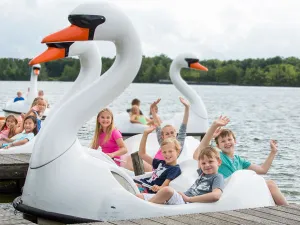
<box><xmin>198</xmin><ymin>155</ymin><xmax>221</xmax><ymax>175</ymax></box>
<box><xmin>161</xmin><ymin>126</ymin><xmax>176</xmax><ymax>139</ymax></box>
<box><xmin>6</xmin><ymin>117</ymin><xmax>16</xmax><ymax>128</ymax></box>
<box><xmin>161</xmin><ymin>143</ymin><xmax>179</xmax><ymax>165</ymax></box>
<box><xmin>131</xmin><ymin>106</ymin><xmax>139</xmax><ymax>115</ymax></box>
<box><xmin>37</xmin><ymin>100</ymin><xmax>47</xmax><ymax>113</ymax></box>
<box><xmin>98</xmin><ymin>111</ymin><xmax>112</xmax><ymax>128</ymax></box>
<box><xmin>24</xmin><ymin>119</ymin><xmax>36</xmax><ymax>133</ymax></box>
<box><xmin>216</xmin><ymin>134</ymin><xmax>236</xmax><ymax>156</ymax></box>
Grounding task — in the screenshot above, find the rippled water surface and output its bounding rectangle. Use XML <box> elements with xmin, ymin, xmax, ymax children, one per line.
<box><xmin>0</xmin><ymin>81</ymin><xmax>299</xmax><ymax>203</ymax></box>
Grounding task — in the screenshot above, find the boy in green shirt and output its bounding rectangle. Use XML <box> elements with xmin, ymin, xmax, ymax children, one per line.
<box><xmin>193</xmin><ymin>116</ymin><xmax>288</xmax><ymax>205</ymax></box>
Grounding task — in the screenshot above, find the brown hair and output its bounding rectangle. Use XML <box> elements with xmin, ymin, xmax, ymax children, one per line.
<box><xmin>161</xmin><ymin>138</ymin><xmax>181</xmax><ymax>154</ymax></box>
<box><xmin>131</xmin><ymin>98</ymin><xmax>140</xmax><ymax>106</ymax></box>
<box><xmin>198</xmin><ymin>146</ymin><xmax>220</xmax><ymax>161</ymax></box>
<box><xmin>0</xmin><ymin>115</ymin><xmax>18</xmax><ymax>138</ymax></box>
<box><xmin>215</xmin><ymin>128</ymin><xmax>236</xmax><ymax>145</ymax></box>
<box><xmin>90</xmin><ymin>108</ymin><xmax>115</xmax><ymax>149</ymax></box>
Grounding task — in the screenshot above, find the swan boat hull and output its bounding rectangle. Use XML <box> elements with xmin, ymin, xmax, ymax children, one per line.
<box><xmin>14</xmin><ymin>139</ymin><xmax>275</xmax><ymax>223</ymax></box>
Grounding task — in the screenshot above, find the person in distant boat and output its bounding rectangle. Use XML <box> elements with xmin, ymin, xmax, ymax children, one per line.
<box><xmin>135</xmin><ymin>126</ymin><xmax>181</xmax><ymax>196</ymax></box>
<box><xmin>0</xmin><ymin>115</ymin><xmax>23</xmax><ymax>146</ymax></box>
<box><xmin>126</xmin><ymin>98</ymin><xmax>143</xmax><ymax>115</ymax></box>
<box><xmin>0</xmin><ymin>116</ymin><xmax>38</xmax><ymax>149</ymax></box>
<box><xmin>130</xmin><ymin>105</ymin><xmax>151</xmax><ymax>125</ymax></box>
<box><xmin>193</xmin><ymin>115</ymin><xmax>288</xmax><ymax>206</ymax></box>
<box><xmin>23</xmin><ymin>97</ymin><xmax>47</xmax><ymax>132</ymax></box>
<box><xmin>90</xmin><ymin>108</ymin><xmax>128</xmax><ymax>166</ymax></box>
<box><xmin>148</xmin><ymin>103</ymin><xmax>162</xmax><ymax>126</ymax></box>
<box><xmin>13</xmin><ymin>91</ymin><xmax>25</xmax><ymax>102</ymax></box>
<box><xmin>38</xmin><ymin>90</ymin><xmax>50</xmax><ymax>108</ymax></box>
<box><xmin>151</xmin><ymin>97</ymin><xmax>190</xmax><ymax>161</ymax></box>
<box><xmin>140</xmin><ymin>146</ymin><xmax>224</xmax><ymax>205</ymax></box>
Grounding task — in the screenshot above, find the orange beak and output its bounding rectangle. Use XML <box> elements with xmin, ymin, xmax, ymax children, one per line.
<box><xmin>190</xmin><ymin>62</ymin><xmax>208</xmax><ymax>71</ymax></box>
<box><xmin>33</xmin><ymin>69</ymin><xmax>40</xmax><ymax>75</ymax></box>
<box><xmin>42</xmin><ymin>25</ymin><xmax>89</xmax><ymax>43</ymax></box>
<box><xmin>29</xmin><ymin>47</ymin><xmax>66</xmax><ymax>65</ymax></box>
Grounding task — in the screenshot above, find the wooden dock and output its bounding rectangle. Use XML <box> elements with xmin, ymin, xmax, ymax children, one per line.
<box><xmin>0</xmin><ymin>204</ymin><xmax>300</xmax><ymax>225</ymax></box>
<box><xmin>0</xmin><ymin>154</ymin><xmax>30</xmax><ymax>193</ymax></box>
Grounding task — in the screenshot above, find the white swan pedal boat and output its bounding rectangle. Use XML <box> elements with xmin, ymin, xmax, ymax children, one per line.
<box><xmin>13</xmin><ymin>2</ymin><xmax>275</xmax><ymax>223</ymax></box>
<box><xmin>2</xmin><ymin>64</ymin><xmax>49</xmax><ymax>119</ymax></box>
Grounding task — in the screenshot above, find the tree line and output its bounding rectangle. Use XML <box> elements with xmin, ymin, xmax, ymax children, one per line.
<box><xmin>1</xmin><ymin>55</ymin><xmax>300</xmax><ymax>86</ymax></box>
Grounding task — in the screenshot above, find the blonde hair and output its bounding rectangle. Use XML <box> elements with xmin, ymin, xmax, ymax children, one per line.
<box><xmin>161</xmin><ymin>138</ymin><xmax>181</xmax><ymax>154</ymax></box>
<box><xmin>90</xmin><ymin>108</ymin><xmax>115</xmax><ymax>149</ymax></box>
<box><xmin>198</xmin><ymin>146</ymin><xmax>220</xmax><ymax>161</ymax></box>
<box><xmin>130</xmin><ymin>105</ymin><xmax>140</xmax><ymax>115</ymax></box>
<box><xmin>161</xmin><ymin>125</ymin><xmax>176</xmax><ymax>137</ymax></box>
<box><xmin>215</xmin><ymin>128</ymin><xmax>236</xmax><ymax>145</ymax></box>
<box><xmin>0</xmin><ymin>115</ymin><xmax>18</xmax><ymax>138</ymax></box>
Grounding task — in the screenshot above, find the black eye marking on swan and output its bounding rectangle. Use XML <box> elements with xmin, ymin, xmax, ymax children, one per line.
<box><xmin>185</xmin><ymin>58</ymin><xmax>199</xmax><ymax>67</ymax></box>
<box><xmin>68</xmin><ymin>15</ymin><xmax>106</xmax><ymax>40</ymax></box>
<box><xmin>47</xmin><ymin>42</ymin><xmax>74</xmax><ymax>57</ymax></box>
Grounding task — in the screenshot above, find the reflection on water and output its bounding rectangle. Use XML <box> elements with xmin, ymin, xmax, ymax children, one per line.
<box><xmin>0</xmin><ymin>82</ymin><xmax>299</xmax><ymax>204</ymax></box>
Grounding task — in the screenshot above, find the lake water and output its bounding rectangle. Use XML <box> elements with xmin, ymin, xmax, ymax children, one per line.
<box><xmin>0</xmin><ymin>81</ymin><xmax>299</xmax><ymax>204</ymax></box>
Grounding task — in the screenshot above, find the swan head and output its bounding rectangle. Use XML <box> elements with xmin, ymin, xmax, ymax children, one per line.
<box><xmin>41</xmin><ymin>2</ymin><xmax>134</xmax><ymax>43</ymax></box>
<box><xmin>173</xmin><ymin>53</ymin><xmax>208</xmax><ymax>71</ymax></box>
<box><xmin>31</xmin><ymin>64</ymin><xmax>41</xmax><ymax>76</ymax></box>
<box><xmin>29</xmin><ymin>42</ymin><xmax>97</xmax><ymax>65</ymax></box>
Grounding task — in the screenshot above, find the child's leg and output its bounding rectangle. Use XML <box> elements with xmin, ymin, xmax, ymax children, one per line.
<box><xmin>266</xmin><ymin>180</ymin><xmax>288</xmax><ymax>206</ymax></box>
<box><xmin>148</xmin><ymin>187</ymin><xmax>175</xmax><ymax>204</ymax></box>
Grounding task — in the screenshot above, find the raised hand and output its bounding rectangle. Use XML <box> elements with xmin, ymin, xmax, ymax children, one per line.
<box><xmin>270</xmin><ymin>140</ymin><xmax>278</xmax><ymax>154</ymax></box>
<box><xmin>179</xmin><ymin>97</ymin><xmax>190</xmax><ymax>108</ymax></box>
<box><xmin>150</xmin><ymin>98</ymin><xmax>161</xmax><ymax>112</ymax></box>
<box><xmin>212</xmin><ymin>127</ymin><xmax>222</xmax><ymax>139</ymax></box>
<box><xmin>213</xmin><ymin>115</ymin><xmax>230</xmax><ymax>128</ymax></box>
<box><xmin>144</xmin><ymin>125</ymin><xmax>156</xmax><ymax>134</ymax></box>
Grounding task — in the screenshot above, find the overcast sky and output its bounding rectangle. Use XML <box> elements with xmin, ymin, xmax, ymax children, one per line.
<box><xmin>1</xmin><ymin>0</ymin><xmax>300</xmax><ymax>60</ymax></box>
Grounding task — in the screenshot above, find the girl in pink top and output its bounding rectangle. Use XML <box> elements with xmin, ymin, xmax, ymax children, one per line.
<box><xmin>0</xmin><ymin>115</ymin><xmax>23</xmax><ymax>146</ymax></box>
<box><xmin>91</xmin><ymin>108</ymin><xmax>128</xmax><ymax>166</ymax></box>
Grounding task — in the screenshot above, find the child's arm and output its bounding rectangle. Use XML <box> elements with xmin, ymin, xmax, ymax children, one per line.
<box><xmin>150</xmin><ymin>99</ymin><xmax>161</xmax><ymax>127</ymax></box>
<box><xmin>151</xmin><ymin>179</ymin><xmax>172</xmax><ymax>192</ymax></box>
<box><xmin>179</xmin><ymin>188</ymin><xmax>222</xmax><ymax>203</ymax></box>
<box><xmin>179</xmin><ymin>97</ymin><xmax>190</xmax><ymax>125</ymax></box>
<box><xmin>138</xmin><ymin>126</ymin><xmax>156</xmax><ymax>165</ymax></box>
<box><xmin>248</xmin><ymin>140</ymin><xmax>278</xmax><ymax>174</ymax></box>
<box><xmin>1</xmin><ymin>137</ymin><xmax>13</xmax><ymax>143</ymax></box>
<box><xmin>130</xmin><ymin>115</ymin><xmax>141</xmax><ymax>124</ymax></box>
<box><xmin>4</xmin><ymin>139</ymin><xmax>28</xmax><ymax>149</ymax></box>
<box><xmin>107</xmin><ymin>138</ymin><xmax>128</xmax><ymax>158</ymax></box>
<box><xmin>193</xmin><ymin>116</ymin><xmax>230</xmax><ymax>160</ymax></box>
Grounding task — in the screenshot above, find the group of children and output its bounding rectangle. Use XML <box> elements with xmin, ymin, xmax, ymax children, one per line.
<box><xmin>91</xmin><ymin>97</ymin><xmax>288</xmax><ymax>206</ymax></box>
<box><xmin>0</xmin><ymin>96</ymin><xmax>47</xmax><ymax>149</ymax></box>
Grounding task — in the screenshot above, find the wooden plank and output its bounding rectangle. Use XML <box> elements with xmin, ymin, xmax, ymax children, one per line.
<box><xmin>0</xmin><ymin>164</ymin><xmax>28</xmax><ymax>179</ymax></box>
<box><xmin>148</xmin><ymin>217</ymin><xmax>188</xmax><ymax>225</ymax></box>
<box><xmin>110</xmin><ymin>220</ymin><xmax>139</xmax><ymax>225</ymax></box>
<box><xmin>252</xmin><ymin>207</ymin><xmax>300</xmax><ymax>222</ymax></box>
<box><xmin>130</xmin><ymin>218</ymin><xmax>165</xmax><ymax>225</ymax></box>
<box><xmin>200</xmin><ymin>211</ymin><xmax>258</xmax><ymax>225</ymax></box>
<box><xmin>186</xmin><ymin>213</ymin><xmax>241</xmax><ymax>225</ymax></box>
<box><xmin>0</xmin><ymin>155</ymin><xmax>25</xmax><ymax>165</ymax></box>
<box><xmin>131</xmin><ymin>152</ymin><xmax>144</xmax><ymax>176</ymax></box>
<box><xmin>221</xmin><ymin>210</ymin><xmax>282</xmax><ymax>225</ymax></box>
<box><xmin>4</xmin><ymin>154</ymin><xmax>31</xmax><ymax>163</ymax></box>
<box><xmin>166</xmin><ymin>214</ymin><xmax>216</xmax><ymax>225</ymax></box>
<box><xmin>238</xmin><ymin>208</ymin><xmax>299</xmax><ymax>225</ymax></box>
<box><xmin>264</xmin><ymin>205</ymin><xmax>300</xmax><ymax>217</ymax></box>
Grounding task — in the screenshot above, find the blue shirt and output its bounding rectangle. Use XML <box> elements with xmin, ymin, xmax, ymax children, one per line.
<box><xmin>14</xmin><ymin>97</ymin><xmax>24</xmax><ymax>102</ymax></box>
<box><xmin>218</xmin><ymin>152</ymin><xmax>251</xmax><ymax>178</ymax></box>
<box><xmin>141</xmin><ymin>159</ymin><xmax>181</xmax><ymax>193</ymax></box>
